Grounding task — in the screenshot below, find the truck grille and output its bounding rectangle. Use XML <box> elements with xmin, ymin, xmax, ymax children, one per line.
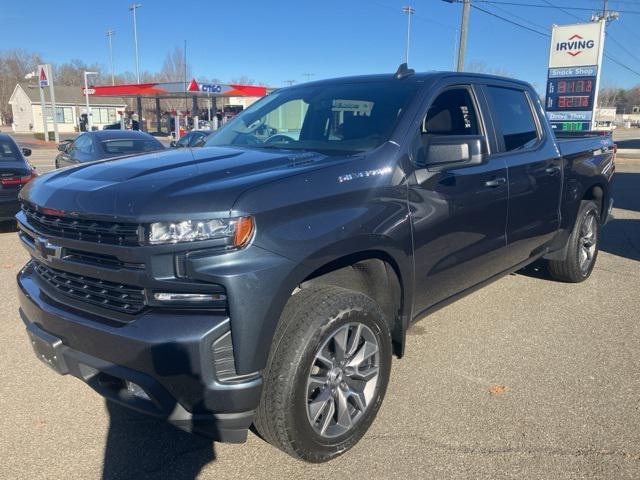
<box><xmin>22</xmin><ymin>204</ymin><xmax>141</xmax><ymax>246</ymax></box>
<box><xmin>34</xmin><ymin>262</ymin><xmax>146</xmax><ymax>315</ymax></box>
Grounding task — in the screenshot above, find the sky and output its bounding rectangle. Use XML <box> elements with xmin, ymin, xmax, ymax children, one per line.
<box><xmin>1</xmin><ymin>0</ymin><xmax>639</xmax><ymax>93</ymax></box>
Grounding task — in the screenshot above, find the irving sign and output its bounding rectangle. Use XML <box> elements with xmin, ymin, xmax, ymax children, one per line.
<box><xmin>546</xmin><ymin>21</ymin><xmax>606</xmax><ymax>132</ymax></box>
<box><xmin>548</xmin><ymin>22</ymin><xmax>603</xmax><ymax>68</ymax></box>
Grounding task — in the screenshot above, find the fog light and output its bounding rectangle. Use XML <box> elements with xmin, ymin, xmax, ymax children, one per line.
<box><xmin>126</xmin><ymin>381</ymin><xmax>150</xmax><ymax>401</ymax></box>
<box><xmin>153</xmin><ymin>292</ymin><xmax>227</xmax><ymax>303</ymax></box>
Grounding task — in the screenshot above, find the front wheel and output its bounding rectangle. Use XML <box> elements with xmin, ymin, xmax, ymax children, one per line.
<box><xmin>548</xmin><ymin>200</ymin><xmax>600</xmax><ymax>282</ymax></box>
<box><xmin>254</xmin><ymin>286</ymin><xmax>392</xmax><ymax>462</ymax></box>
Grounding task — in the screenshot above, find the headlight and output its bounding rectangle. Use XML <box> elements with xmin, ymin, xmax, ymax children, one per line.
<box><xmin>148</xmin><ymin>216</ymin><xmax>254</xmax><ymax>247</ymax></box>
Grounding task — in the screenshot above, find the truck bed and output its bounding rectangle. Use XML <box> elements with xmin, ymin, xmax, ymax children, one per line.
<box><xmin>555</xmin><ymin>131</ymin><xmax>614</xmax><ymax>158</ymax></box>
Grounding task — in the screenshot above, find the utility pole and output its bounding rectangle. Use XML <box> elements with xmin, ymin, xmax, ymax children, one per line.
<box><xmin>591</xmin><ymin>0</ymin><xmax>619</xmax><ymax>22</ymax></box>
<box><xmin>284</xmin><ymin>80</ymin><xmax>296</xmax><ymax>86</ymax></box>
<box><xmin>129</xmin><ymin>3</ymin><xmax>142</xmax><ymax>83</ymax></box>
<box><xmin>402</xmin><ymin>6</ymin><xmax>415</xmax><ymax>65</ymax></box>
<box><xmin>106</xmin><ymin>30</ymin><xmax>115</xmax><ymax>85</ymax></box>
<box><xmin>457</xmin><ymin>0</ymin><xmax>470</xmax><ymax>72</ymax></box>
<box><xmin>301</xmin><ymin>73</ymin><xmax>315</xmax><ymax>82</ymax></box>
<box><xmin>84</xmin><ymin>71</ymin><xmax>98</xmax><ymax>131</ymax></box>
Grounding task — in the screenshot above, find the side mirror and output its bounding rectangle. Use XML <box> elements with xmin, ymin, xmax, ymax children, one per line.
<box><xmin>21</xmin><ymin>147</ymin><xmax>31</xmax><ymax>157</ymax></box>
<box><xmin>57</xmin><ymin>140</ymin><xmax>71</xmax><ymax>152</ymax></box>
<box><xmin>423</xmin><ymin>135</ymin><xmax>484</xmax><ymax>167</ymax></box>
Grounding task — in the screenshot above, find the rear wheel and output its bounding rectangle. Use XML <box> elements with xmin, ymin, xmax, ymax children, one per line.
<box><xmin>254</xmin><ymin>285</ymin><xmax>392</xmax><ymax>462</ymax></box>
<box><xmin>548</xmin><ymin>200</ymin><xmax>600</xmax><ymax>282</ymax></box>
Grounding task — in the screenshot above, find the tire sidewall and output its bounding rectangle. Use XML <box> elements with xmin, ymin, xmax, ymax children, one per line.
<box><xmin>571</xmin><ymin>201</ymin><xmax>600</xmax><ymax>279</ymax></box>
<box><xmin>287</xmin><ymin>301</ymin><xmax>392</xmax><ymax>461</ymax></box>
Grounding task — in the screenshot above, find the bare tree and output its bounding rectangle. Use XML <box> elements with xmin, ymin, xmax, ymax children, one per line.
<box><xmin>0</xmin><ymin>49</ymin><xmax>43</xmax><ymax>124</ymax></box>
<box><xmin>159</xmin><ymin>47</ymin><xmax>191</xmax><ymax>83</ymax></box>
<box><xmin>230</xmin><ymin>75</ymin><xmax>255</xmax><ymax>85</ymax></box>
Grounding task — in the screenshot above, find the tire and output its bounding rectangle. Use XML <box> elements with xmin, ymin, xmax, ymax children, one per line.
<box><xmin>254</xmin><ymin>285</ymin><xmax>392</xmax><ymax>462</ymax></box>
<box><xmin>548</xmin><ymin>200</ymin><xmax>600</xmax><ymax>283</ymax></box>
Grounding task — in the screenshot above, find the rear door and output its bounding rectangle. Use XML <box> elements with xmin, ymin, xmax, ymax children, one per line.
<box><xmin>483</xmin><ymin>84</ymin><xmax>562</xmax><ymax>264</ymax></box>
<box><xmin>408</xmin><ymin>84</ymin><xmax>510</xmax><ymax>313</ymax></box>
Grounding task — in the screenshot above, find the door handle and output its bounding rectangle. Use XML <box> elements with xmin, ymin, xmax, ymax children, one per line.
<box><xmin>484</xmin><ymin>177</ymin><xmax>506</xmax><ymax>188</ymax></box>
<box><xmin>545</xmin><ymin>166</ymin><xmax>560</xmax><ymax>174</ymax></box>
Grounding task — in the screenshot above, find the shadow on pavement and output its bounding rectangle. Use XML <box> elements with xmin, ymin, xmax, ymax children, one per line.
<box><xmin>611</xmin><ymin>172</ymin><xmax>640</xmax><ymax>212</ymax></box>
<box><xmin>103</xmin><ymin>401</ymin><xmax>216</xmax><ymax>480</ymax></box>
<box><xmin>600</xmin><ymin>218</ymin><xmax>640</xmax><ymax>262</ymax></box>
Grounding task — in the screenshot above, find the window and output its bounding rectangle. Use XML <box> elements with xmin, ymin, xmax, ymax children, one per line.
<box><xmin>45</xmin><ymin>106</ymin><xmax>73</xmax><ymax>124</ymax></box>
<box><xmin>422</xmin><ymin>88</ymin><xmax>480</xmax><ymax>136</ymax></box>
<box><xmin>101</xmin><ymin>138</ymin><xmax>163</xmax><ymax>155</ymax></box>
<box><xmin>72</xmin><ymin>135</ymin><xmax>93</xmax><ymax>155</ymax></box>
<box><xmin>487</xmin><ymin>86</ymin><xmax>539</xmax><ymax>152</ymax></box>
<box><xmin>91</xmin><ymin>107</ymin><xmax>117</xmax><ymax>124</ymax></box>
<box><xmin>205</xmin><ymin>82</ymin><xmax>420</xmax><ymax>155</ymax></box>
<box><xmin>0</xmin><ymin>139</ymin><xmax>21</xmax><ymax>162</ymax></box>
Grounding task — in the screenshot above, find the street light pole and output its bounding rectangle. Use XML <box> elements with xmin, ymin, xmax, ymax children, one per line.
<box><xmin>84</xmin><ymin>71</ymin><xmax>98</xmax><ymax>131</ymax></box>
<box><xmin>129</xmin><ymin>3</ymin><xmax>142</xmax><ymax>83</ymax></box>
<box><xmin>106</xmin><ymin>30</ymin><xmax>115</xmax><ymax>86</ymax></box>
<box><xmin>402</xmin><ymin>6</ymin><xmax>415</xmax><ymax>65</ymax></box>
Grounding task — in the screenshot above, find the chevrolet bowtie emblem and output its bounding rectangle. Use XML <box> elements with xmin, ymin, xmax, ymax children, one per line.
<box><xmin>34</xmin><ymin>237</ymin><xmax>63</xmax><ymax>262</ymax></box>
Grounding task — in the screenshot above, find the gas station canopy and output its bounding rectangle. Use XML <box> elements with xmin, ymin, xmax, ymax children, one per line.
<box><xmin>83</xmin><ymin>79</ymin><xmax>268</xmax><ymax>98</ymax></box>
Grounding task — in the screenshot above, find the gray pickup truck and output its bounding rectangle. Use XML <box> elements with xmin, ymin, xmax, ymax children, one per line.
<box><xmin>17</xmin><ymin>65</ymin><xmax>615</xmax><ymax>462</ymax></box>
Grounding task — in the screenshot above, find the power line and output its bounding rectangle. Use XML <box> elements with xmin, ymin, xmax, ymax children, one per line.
<box><xmin>539</xmin><ymin>0</ymin><xmax>584</xmax><ymax>22</ymax></box>
<box><xmin>474</xmin><ymin>0</ymin><xmax>640</xmax><ymax>14</ymax></box>
<box><xmin>470</xmin><ymin>2</ymin><xmax>640</xmax><ymax>79</ymax></box>
<box><xmin>484</xmin><ymin>2</ymin><xmax>550</xmax><ymax>31</ymax></box>
<box><xmin>471</xmin><ymin>4</ymin><xmax>550</xmax><ymax>37</ymax></box>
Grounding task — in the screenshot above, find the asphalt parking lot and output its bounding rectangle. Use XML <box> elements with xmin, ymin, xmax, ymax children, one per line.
<box><xmin>0</xmin><ymin>146</ymin><xmax>639</xmax><ymax>479</ymax></box>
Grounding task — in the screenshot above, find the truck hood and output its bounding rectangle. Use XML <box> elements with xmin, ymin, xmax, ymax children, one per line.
<box><xmin>20</xmin><ymin>146</ymin><xmax>347</xmax><ymax>222</ymax></box>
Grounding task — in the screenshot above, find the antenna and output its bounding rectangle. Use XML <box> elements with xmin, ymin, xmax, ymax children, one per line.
<box><xmin>394</xmin><ymin>63</ymin><xmax>415</xmax><ymax>79</ymax></box>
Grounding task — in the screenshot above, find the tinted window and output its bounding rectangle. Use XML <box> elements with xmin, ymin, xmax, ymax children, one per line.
<box><xmin>422</xmin><ymin>88</ymin><xmax>479</xmax><ymax>136</ymax></box>
<box><xmin>205</xmin><ymin>82</ymin><xmax>420</xmax><ymax>155</ymax></box>
<box><xmin>487</xmin><ymin>87</ymin><xmax>539</xmax><ymax>152</ymax></box>
<box><xmin>73</xmin><ymin>135</ymin><xmax>93</xmax><ymax>155</ymax></box>
<box><xmin>101</xmin><ymin>138</ymin><xmax>163</xmax><ymax>155</ymax></box>
<box><xmin>0</xmin><ymin>138</ymin><xmax>21</xmax><ymax>162</ymax></box>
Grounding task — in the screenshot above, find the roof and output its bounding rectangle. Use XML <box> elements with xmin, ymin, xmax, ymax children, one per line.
<box><xmin>16</xmin><ymin>83</ymin><xmax>127</xmax><ymax>106</ymax></box>
<box><xmin>84</xmin><ymin>130</ymin><xmax>159</xmax><ymax>141</ymax></box>
<box><xmin>287</xmin><ymin>71</ymin><xmax>532</xmax><ymax>89</ymax></box>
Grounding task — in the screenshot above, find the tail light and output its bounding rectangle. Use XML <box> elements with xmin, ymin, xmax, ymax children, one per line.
<box><xmin>0</xmin><ymin>171</ymin><xmax>37</xmax><ymax>186</ymax></box>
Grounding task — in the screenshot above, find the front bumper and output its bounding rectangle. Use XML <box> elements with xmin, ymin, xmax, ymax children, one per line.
<box><xmin>18</xmin><ymin>262</ymin><xmax>262</xmax><ymax>443</ymax></box>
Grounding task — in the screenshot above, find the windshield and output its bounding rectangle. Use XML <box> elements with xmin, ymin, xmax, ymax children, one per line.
<box><xmin>205</xmin><ymin>81</ymin><xmax>420</xmax><ymax>155</ymax></box>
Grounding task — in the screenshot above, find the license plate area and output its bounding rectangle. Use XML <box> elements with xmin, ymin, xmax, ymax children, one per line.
<box><xmin>27</xmin><ymin>325</ymin><xmax>69</xmax><ymax>375</ymax></box>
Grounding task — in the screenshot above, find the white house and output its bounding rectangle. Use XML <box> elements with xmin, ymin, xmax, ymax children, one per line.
<box><xmin>9</xmin><ymin>83</ymin><xmax>127</xmax><ymax>134</ymax></box>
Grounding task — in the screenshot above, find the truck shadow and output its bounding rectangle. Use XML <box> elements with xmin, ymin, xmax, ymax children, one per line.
<box><xmin>102</xmin><ymin>400</ymin><xmax>216</xmax><ymax>480</ymax></box>
<box><xmin>610</xmin><ymin>172</ymin><xmax>640</xmax><ymax>213</ymax></box>
<box><xmin>599</xmin><ymin>218</ymin><xmax>640</xmax><ymax>262</ymax></box>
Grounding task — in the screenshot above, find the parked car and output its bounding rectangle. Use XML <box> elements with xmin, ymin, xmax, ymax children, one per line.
<box><xmin>16</xmin><ymin>66</ymin><xmax>615</xmax><ymax>462</ymax></box>
<box><xmin>103</xmin><ymin>119</ymin><xmax>140</xmax><ymax>130</ymax></box>
<box><xmin>169</xmin><ymin>130</ymin><xmax>209</xmax><ymax>148</ymax></box>
<box><xmin>0</xmin><ymin>134</ymin><xmax>36</xmax><ymax>222</ymax></box>
<box><xmin>54</xmin><ymin>130</ymin><xmax>164</xmax><ymax>168</ymax></box>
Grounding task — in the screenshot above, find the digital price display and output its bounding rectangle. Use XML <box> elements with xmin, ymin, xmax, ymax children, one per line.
<box><xmin>546</xmin><ymin>76</ymin><xmax>596</xmax><ymax>112</ymax></box>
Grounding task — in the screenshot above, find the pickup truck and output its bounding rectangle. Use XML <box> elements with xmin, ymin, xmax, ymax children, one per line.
<box><xmin>16</xmin><ymin>66</ymin><xmax>615</xmax><ymax>463</ymax></box>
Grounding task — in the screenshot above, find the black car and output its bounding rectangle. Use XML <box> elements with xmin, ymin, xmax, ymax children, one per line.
<box><xmin>55</xmin><ymin>130</ymin><xmax>164</xmax><ymax>169</ymax></box>
<box><xmin>103</xmin><ymin>119</ymin><xmax>140</xmax><ymax>130</ymax></box>
<box><xmin>0</xmin><ymin>134</ymin><xmax>36</xmax><ymax>222</ymax></box>
<box><xmin>169</xmin><ymin>130</ymin><xmax>210</xmax><ymax>148</ymax></box>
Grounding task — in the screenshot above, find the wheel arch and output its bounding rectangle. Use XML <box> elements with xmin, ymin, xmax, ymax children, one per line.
<box><xmin>298</xmin><ymin>249</ymin><xmax>408</xmax><ymax>357</ymax></box>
